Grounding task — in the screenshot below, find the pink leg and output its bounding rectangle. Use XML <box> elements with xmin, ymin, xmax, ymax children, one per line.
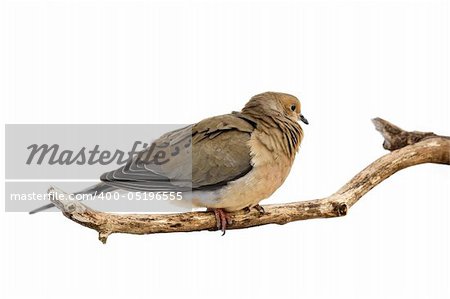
<box><xmin>209</xmin><ymin>208</ymin><xmax>232</xmax><ymax>235</ymax></box>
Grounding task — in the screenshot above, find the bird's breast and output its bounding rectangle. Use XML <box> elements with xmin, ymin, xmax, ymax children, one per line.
<box><xmin>217</xmin><ymin>159</ymin><xmax>293</xmax><ymax>211</ymax></box>
<box><xmin>188</xmin><ymin>130</ymin><xmax>298</xmax><ymax>211</ymax></box>
<box><xmin>215</xmin><ymin>134</ymin><xmax>295</xmax><ymax>211</ymax></box>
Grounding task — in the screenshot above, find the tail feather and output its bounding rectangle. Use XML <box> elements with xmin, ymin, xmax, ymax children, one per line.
<box><xmin>73</xmin><ymin>182</ymin><xmax>116</xmax><ymax>196</ymax></box>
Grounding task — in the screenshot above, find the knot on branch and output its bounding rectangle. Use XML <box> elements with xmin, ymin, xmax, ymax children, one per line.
<box><xmin>99</xmin><ymin>232</ymin><xmax>111</xmax><ymax>244</ymax></box>
<box><xmin>334</xmin><ymin>202</ymin><xmax>348</xmax><ymax>216</ymax></box>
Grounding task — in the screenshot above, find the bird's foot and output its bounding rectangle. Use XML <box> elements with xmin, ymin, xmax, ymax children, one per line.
<box><xmin>208</xmin><ymin>208</ymin><xmax>232</xmax><ymax>235</ymax></box>
<box><xmin>253</xmin><ymin>204</ymin><xmax>265</xmax><ymax>214</ymax></box>
<box><xmin>244</xmin><ymin>204</ymin><xmax>265</xmax><ymax>214</ymax></box>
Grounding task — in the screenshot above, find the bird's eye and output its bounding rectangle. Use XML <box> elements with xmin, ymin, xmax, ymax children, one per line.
<box><xmin>290</xmin><ymin>105</ymin><xmax>296</xmax><ymax>112</ymax></box>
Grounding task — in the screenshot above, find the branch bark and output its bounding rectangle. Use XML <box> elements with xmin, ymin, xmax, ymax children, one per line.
<box><xmin>47</xmin><ymin>118</ymin><xmax>450</xmax><ymax>243</ymax></box>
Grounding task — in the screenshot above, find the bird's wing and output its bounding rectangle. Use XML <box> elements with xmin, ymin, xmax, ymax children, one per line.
<box><xmin>100</xmin><ymin>113</ymin><xmax>256</xmax><ymax>192</ymax></box>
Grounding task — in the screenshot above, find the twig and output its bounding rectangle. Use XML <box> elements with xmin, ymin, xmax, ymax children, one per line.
<box><xmin>47</xmin><ymin>118</ymin><xmax>450</xmax><ymax>243</ymax></box>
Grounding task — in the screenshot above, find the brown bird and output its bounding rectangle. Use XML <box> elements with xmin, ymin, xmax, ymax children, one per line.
<box><xmin>30</xmin><ymin>92</ymin><xmax>308</xmax><ymax>234</ymax></box>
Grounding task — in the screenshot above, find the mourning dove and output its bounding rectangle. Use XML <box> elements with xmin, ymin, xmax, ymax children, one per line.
<box><xmin>30</xmin><ymin>91</ymin><xmax>309</xmax><ymax>234</ymax></box>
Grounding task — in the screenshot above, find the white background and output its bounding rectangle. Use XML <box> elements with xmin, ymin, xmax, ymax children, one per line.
<box><xmin>0</xmin><ymin>0</ymin><xmax>449</xmax><ymax>298</ymax></box>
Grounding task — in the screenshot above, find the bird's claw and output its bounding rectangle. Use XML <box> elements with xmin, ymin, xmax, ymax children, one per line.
<box><xmin>211</xmin><ymin>208</ymin><xmax>232</xmax><ymax>235</ymax></box>
<box><xmin>243</xmin><ymin>205</ymin><xmax>265</xmax><ymax>215</ymax></box>
<box><xmin>253</xmin><ymin>204</ymin><xmax>265</xmax><ymax>214</ymax></box>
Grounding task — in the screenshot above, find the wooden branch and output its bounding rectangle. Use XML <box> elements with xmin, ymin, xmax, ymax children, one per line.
<box><xmin>48</xmin><ymin>118</ymin><xmax>450</xmax><ymax>243</ymax></box>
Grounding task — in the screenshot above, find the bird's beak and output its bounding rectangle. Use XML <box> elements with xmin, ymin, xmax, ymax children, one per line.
<box><xmin>299</xmin><ymin>114</ymin><xmax>309</xmax><ymax>125</ymax></box>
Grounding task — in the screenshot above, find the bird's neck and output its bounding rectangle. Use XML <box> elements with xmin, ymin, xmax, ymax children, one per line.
<box><xmin>243</xmin><ymin>111</ymin><xmax>304</xmax><ymax>160</ymax></box>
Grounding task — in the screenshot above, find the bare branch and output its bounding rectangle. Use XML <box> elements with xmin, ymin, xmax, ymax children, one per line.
<box><xmin>47</xmin><ymin>118</ymin><xmax>450</xmax><ymax>243</ymax></box>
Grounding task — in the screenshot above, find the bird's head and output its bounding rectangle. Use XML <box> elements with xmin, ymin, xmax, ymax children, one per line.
<box><xmin>242</xmin><ymin>92</ymin><xmax>309</xmax><ymax>125</ymax></box>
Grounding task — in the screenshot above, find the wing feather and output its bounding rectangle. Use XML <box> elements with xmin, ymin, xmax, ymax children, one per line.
<box><xmin>100</xmin><ymin>114</ymin><xmax>255</xmax><ymax>192</ymax></box>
